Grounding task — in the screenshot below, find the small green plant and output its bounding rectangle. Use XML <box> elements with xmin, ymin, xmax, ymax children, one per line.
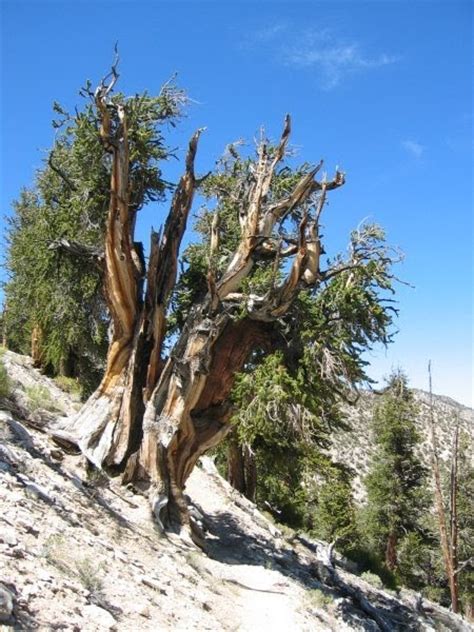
<box><xmin>53</xmin><ymin>375</ymin><xmax>82</xmax><ymax>399</ymax></box>
<box><xmin>186</xmin><ymin>551</ymin><xmax>209</xmax><ymax>576</ymax></box>
<box><xmin>0</xmin><ymin>361</ymin><xmax>11</xmax><ymax>398</ymax></box>
<box><xmin>25</xmin><ymin>385</ymin><xmax>58</xmax><ymax>412</ymax></box>
<box><xmin>43</xmin><ymin>535</ymin><xmax>105</xmax><ymax>595</ymax></box>
<box><xmin>278</xmin><ymin>523</ymin><xmax>296</xmax><ymax>539</ymax></box>
<box><xmin>42</xmin><ymin>534</ymin><xmax>70</xmax><ymax>573</ymax></box>
<box><xmin>306</xmin><ymin>588</ymin><xmax>333</xmax><ymax>610</ymax></box>
<box><xmin>75</xmin><ymin>557</ymin><xmax>105</xmax><ymax>594</ymax></box>
<box><xmin>361</xmin><ymin>571</ymin><xmax>384</xmax><ymax>589</ymax></box>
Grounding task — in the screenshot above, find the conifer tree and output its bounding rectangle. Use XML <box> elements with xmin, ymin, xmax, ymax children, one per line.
<box><xmin>7</xmin><ymin>61</ymin><xmax>400</xmax><ymax>536</ymax></box>
<box><xmin>3</xmin><ymin>70</ymin><xmax>184</xmax><ymax>392</ymax></box>
<box><xmin>364</xmin><ymin>371</ymin><xmax>428</xmax><ymax>571</ymax></box>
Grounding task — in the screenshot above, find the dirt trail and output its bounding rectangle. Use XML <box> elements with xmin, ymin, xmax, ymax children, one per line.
<box><xmin>1</xmin><ymin>350</ymin><xmax>471</xmax><ymax>631</ymax></box>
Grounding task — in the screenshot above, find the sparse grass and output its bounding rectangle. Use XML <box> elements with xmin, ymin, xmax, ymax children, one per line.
<box><xmin>53</xmin><ymin>375</ymin><xmax>82</xmax><ymax>399</ymax></box>
<box><xmin>42</xmin><ymin>534</ymin><xmax>71</xmax><ymax>573</ymax></box>
<box><xmin>0</xmin><ymin>360</ymin><xmax>11</xmax><ymax>399</ymax></box>
<box><xmin>75</xmin><ymin>557</ymin><xmax>105</xmax><ymax>594</ymax></box>
<box><xmin>42</xmin><ymin>534</ymin><xmax>105</xmax><ymax>595</ymax></box>
<box><xmin>261</xmin><ymin>510</ymin><xmax>276</xmax><ymax>525</ymax></box>
<box><xmin>261</xmin><ymin>509</ymin><xmax>295</xmax><ymax>539</ymax></box>
<box><xmin>186</xmin><ymin>551</ymin><xmax>210</xmax><ymax>576</ymax></box>
<box><xmin>278</xmin><ymin>522</ymin><xmax>296</xmax><ymax>539</ymax></box>
<box><xmin>361</xmin><ymin>570</ymin><xmax>384</xmax><ymax>589</ymax></box>
<box><xmin>25</xmin><ymin>385</ymin><xmax>59</xmax><ymax>412</ymax></box>
<box><xmin>86</xmin><ymin>463</ymin><xmax>109</xmax><ymax>487</ymax></box>
<box><xmin>306</xmin><ymin>588</ymin><xmax>334</xmax><ymax>610</ymax></box>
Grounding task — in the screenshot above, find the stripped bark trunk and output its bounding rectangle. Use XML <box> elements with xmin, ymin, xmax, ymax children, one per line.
<box><xmin>31</xmin><ymin>324</ymin><xmax>43</xmax><ymax>368</ymax></box>
<box><xmin>449</xmin><ymin>417</ymin><xmax>460</xmax><ymax>611</ymax></box>
<box><xmin>228</xmin><ymin>438</ymin><xmax>245</xmax><ymax>494</ymax></box>
<box><xmin>52</xmin><ymin>68</ymin><xmax>345</xmax><ymax>537</ymax></box>
<box><xmin>227</xmin><ymin>440</ymin><xmax>257</xmax><ymax>502</ymax></box>
<box><xmin>428</xmin><ymin>362</ymin><xmax>459</xmax><ymax>613</ymax></box>
<box><xmin>54</xmin><ymin>98</ymin><xmax>203</xmax><ymax>472</ymax></box>
<box><xmin>385</xmin><ymin>531</ymin><xmax>397</xmax><ymax>571</ymax></box>
<box><xmin>125</xmin><ymin>314</ymin><xmax>274</xmax><ymax>529</ymax></box>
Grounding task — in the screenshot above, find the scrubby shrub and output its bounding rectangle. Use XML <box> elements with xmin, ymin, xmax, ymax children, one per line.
<box><xmin>53</xmin><ymin>375</ymin><xmax>82</xmax><ymax>399</ymax></box>
<box><xmin>348</xmin><ymin>545</ymin><xmax>397</xmax><ymax>589</ymax></box>
<box><xmin>75</xmin><ymin>557</ymin><xmax>105</xmax><ymax>594</ymax></box>
<box><xmin>0</xmin><ymin>360</ymin><xmax>11</xmax><ymax>399</ymax></box>
<box><xmin>25</xmin><ymin>385</ymin><xmax>58</xmax><ymax>411</ymax></box>
<box><xmin>361</xmin><ymin>571</ymin><xmax>384</xmax><ymax>589</ymax></box>
<box><xmin>306</xmin><ymin>588</ymin><xmax>333</xmax><ymax>610</ymax></box>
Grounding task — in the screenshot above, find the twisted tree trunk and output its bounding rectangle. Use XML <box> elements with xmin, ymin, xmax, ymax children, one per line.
<box><xmin>428</xmin><ymin>362</ymin><xmax>459</xmax><ymax>613</ymax></box>
<box><xmin>53</xmin><ymin>69</ymin><xmax>344</xmax><ymax>538</ymax></box>
<box><xmin>227</xmin><ymin>440</ymin><xmax>257</xmax><ymax>502</ymax></box>
<box><xmin>385</xmin><ymin>531</ymin><xmax>397</xmax><ymax>571</ymax></box>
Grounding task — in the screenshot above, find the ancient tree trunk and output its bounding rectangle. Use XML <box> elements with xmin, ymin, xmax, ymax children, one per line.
<box><xmin>54</xmin><ymin>76</ymin><xmax>203</xmax><ymax>472</ymax></box>
<box><xmin>449</xmin><ymin>418</ymin><xmax>460</xmax><ymax>611</ymax></box>
<box><xmin>31</xmin><ymin>324</ymin><xmax>43</xmax><ymax>368</ymax></box>
<box><xmin>228</xmin><ymin>438</ymin><xmax>245</xmax><ymax>494</ymax></box>
<box><xmin>428</xmin><ymin>362</ymin><xmax>459</xmax><ymax>613</ymax></box>
<box><xmin>227</xmin><ymin>440</ymin><xmax>257</xmax><ymax>502</ymax></box>
<box><xmin>53</xmin><ymin>68</ymin><xmax>344</xmax><ymax>536</ymax></box>
<box><xmin>385</xmin><ymin>531</ymin><xmax>397</xmax><ymax>571</ymax></box>
<box><xmin>1</xmin><ymin>302</ymin><xmax>7</xmax><ymax>348</ymax></box>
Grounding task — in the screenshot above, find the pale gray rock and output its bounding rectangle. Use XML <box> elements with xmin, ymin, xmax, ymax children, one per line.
<box><xmin>82</xmin><ymin>604</ymin><xmax>116</xmax><ymax>630</ymax></box>
<box><xmin>0</xmin><ymin>584</ymin><xmax>13</xmax><ymax>622</ymax></box>
<box><xmin>0</xmin><ymin>528</ymin><xmax>18</xmax><ymax>547</ymax></box>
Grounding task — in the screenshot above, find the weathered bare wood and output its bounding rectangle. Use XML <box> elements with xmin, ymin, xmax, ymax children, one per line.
<box><xmin>52</xmin><ymin>76</ymin><xmax>346</xmax><ymax>537</ymax></box>
<box><xmin>428</xmin><ymin>361</ymin><xmax>459</xmax><ymax>613</ymax></box>
<box><xmin>449</xmin><ymin>415</ymin><xmax>460</xmax><ymax>610</ymax></box>
<box><xmin>143</xmin><ymin>129</ymin><xmax>203</xmax><ymax>400</ymax></box>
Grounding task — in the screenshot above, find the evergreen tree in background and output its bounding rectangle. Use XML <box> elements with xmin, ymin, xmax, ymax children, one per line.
<box><xmin>311</xmin><ymin>460</ymin><xmax>359</xmax><ymax>552</ymax></box>
<box><xmin>455</xmin><ymin>430</ymin><xmax>474</xmax><ymax>616</ymax></box>
<box><xmin>3</xmin><ymin>77</ymin><xmax>185</xmax><ymax>394</ymax></box>
<box><xmin>364</xmin><ymin>371</ymin><xmax>429</xmax><ymax>574</ymax></box>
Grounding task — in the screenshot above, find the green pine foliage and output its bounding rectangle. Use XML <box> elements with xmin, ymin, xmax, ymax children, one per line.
<box><xmin>363</xmin><ymin>371</ymin><xmax>429</xmax><ymax>582</ymax></box>
<box><xmin>311</xmin><ymin>462</ymin><xmax>359</xmax><ymax>553</ymax></box>
<box><xmin>0</xmin><ymin>359</ymin><xmax>11</xmax><ymax>399</ymax></box>
<box><xmin>3</xmin><ymin>80</ymin><xmax>185</xmax><ymax>392</ymax></box>
<box><xmin>174</xmin><ymin>140</ymin><xmax>400</xmax><ymax>540</ymax></box>
<box><xmin>456</xmin><ymin>431</ymin><xmax>474</xmax><ymax>613</ymax></box>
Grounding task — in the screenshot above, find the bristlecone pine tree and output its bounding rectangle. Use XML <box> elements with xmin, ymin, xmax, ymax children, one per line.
<box><xmin>3</xmin><ymin>63</ymin><xmax>183</xmax><ymax>392</ymax></box>
<box><xmin>52</xmin><ymin>64</ymin><xmax>398</xmax><ymax>539</ymax></box>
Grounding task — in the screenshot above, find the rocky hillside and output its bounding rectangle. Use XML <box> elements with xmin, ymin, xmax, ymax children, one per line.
<box><xmin>0</xmin><ymin>350</ymin><xmax>472</xmax><ymax>631</ymax></box>
<box><xmin>331</xmin><ymin>389</ymin><xmax>474</xmax><ymax>501</ymax></box>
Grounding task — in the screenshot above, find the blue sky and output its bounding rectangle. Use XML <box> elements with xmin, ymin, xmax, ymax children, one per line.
<box><xmin>1</xmin><ymin>1</ymin><xmax>472</xmax><ymax>405</ymax></box>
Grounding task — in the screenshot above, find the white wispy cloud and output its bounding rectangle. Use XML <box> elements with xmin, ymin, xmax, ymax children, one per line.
<box><xmin>243</xmin><ymin>23</ymin><xmax>399</xmax><ymax>90</ymax></box>
<box><xmin>251</xmin><ymin>22</ymin><xmax>287</xmax><ymax>43</ymax></box>
<box><xmin>402</xmin><ymin>139</ymin><xmax>424</xmax><ymax>158</ymax></box>
<box><xmin>287</xmin><ymin>43</ymin><xmax>398</xmax><ymax>89</ymax></box>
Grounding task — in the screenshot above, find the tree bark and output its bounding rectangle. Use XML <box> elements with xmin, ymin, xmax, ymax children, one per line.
<box><xmin>227</xmin><ymin>440</ymin><xmax>257</xmax><ymax>502</ymax></box>
<box><xmin>385</xmin><ymin>531</ymin><xmax>397</xmax><ymax>571</ymax></box>
<box><xmin>31</xmin><ymin>324</ymin><xmax>43</xmax><ymax>368</ymax></box>
<box><xmin>428</xmin><ymin>362</ymin><xmax>459</xmax><ymax>613</ymax></box>
<box><xmin>52</xmin><ymin>70</ymin><xmax>345</xmax><ymax>538</ymax></box>
<box><xmin>228</xmin><ymin>438</ymin><xmax>245</xmax><ymax>494</ymax></box>
<box><xmin>449</xmin><ymin>418</ymin><xmax>460</xmax><ymax>612</ymax></box>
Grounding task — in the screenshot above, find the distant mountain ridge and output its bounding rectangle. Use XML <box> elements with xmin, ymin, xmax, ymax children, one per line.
<box><xmin>331</xmin><ymin>388</ymin><xmax>474</xmax><ymax>501</ymax></box>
